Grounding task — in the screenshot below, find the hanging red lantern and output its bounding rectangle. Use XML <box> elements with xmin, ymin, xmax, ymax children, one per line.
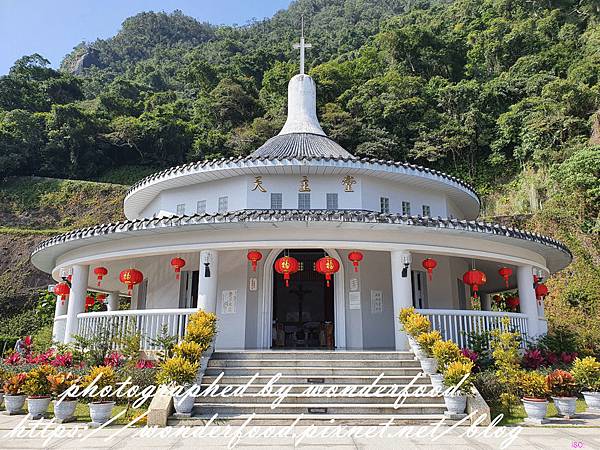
<box><xmin>85</xmin><ymin>295</ymin><xmax>95</xmax><ymax>311</ymax></box>
<box><xmin>498</xmin><ymin>267</ymin><xmax>513</xmax><ymax>288</ymax></box>
<box><xmin>247</xmin><ymin>251</ymin><xmax>263</xmax><ymax>272</ymax></box>
<box><xmin>347</xmin><ymin>251</ymin><xmax>364</xmax><ymax>272</ymax></box>
<box><xmin>170</xmin><ymin>257</ymin><xmax>186</xmax><ymax>280</ymax></box>
<box><xmin>315</xmin><ymin>256</ymin><xmax>340</xmax><ymax>288</ymax></box>
<box><xmin>506</xmin><ymin>295</ymin><xmax>520</xmax><ymax>311</ymax></box>
<box><xmin>274</xmin><ymin>256</ymin><xmax>300</xmax><ymax>287</ymax></box>
<box><xmin>53</xmin><ymin>282</ymin><xmax>70</xmax><ymax>305</ymax></box>
<box><xmin>93</xmin><ymin>267</ymin><xmax>108</xmax><ymax>287</ymax></box>
<box><xmin>119</xmin><ymin>268</ymin><xmax>144</xmax><ymax>295</ymax></box>
<box><xmin>535</xmin><ymin>283</ymin><xmax>549</xmax><ymax>304</ymax></box>
<box><xmin>463</xmin><ymin>269</ymin><xmax>487</xmax><ymax>298</ymax></box>
<box><xmin>422</xmin><ymin>258</ymin><xmax>437</xmax><ymax>281</ymax></box>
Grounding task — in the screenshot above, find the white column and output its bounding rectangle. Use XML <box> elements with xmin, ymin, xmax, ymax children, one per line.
<box><xmin>517</xmin><ymin>265</ymin><xmax>539</xmax><ymax>338</ymax></box>
<box><xmin>198</xmin><ymin>250</ymin><xmax>219</xmax><ymax>313</ymax></box>
<box><xmin>482</xmin><ymin>293</ymin><xmax>492</xmax><ymax>311</ymax></box>
<box><xmin>391</xmin><ymin>250</ymin><xmax>413</xmax><ymax>350</ymax></box>
<box><xmin>63</xmin><ymin>264</ymin><xmax>89</xmax><ymax>343</ymax></box>
<box><xmin>52</xmin><ymin>294</ymin><xmax>68</xmax><ymax>343</ymax></box>
<box><xmin>106</xmin><ymin>292</ymin><xmax>120</xmax><ymax>312</ymax></box>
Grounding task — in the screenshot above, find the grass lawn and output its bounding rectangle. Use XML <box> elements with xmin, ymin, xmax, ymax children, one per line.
<box><xmin>492</xmin><ymin>399</ymin><xmax>588</xmax><ymax>425</ymax></box>
<box><xmin>44</xmin><ymin>402</ymin><xmax>148</xmax><ymax>425</ymax></box>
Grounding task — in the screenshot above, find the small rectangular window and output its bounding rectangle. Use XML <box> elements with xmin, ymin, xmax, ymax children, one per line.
<box><xmin>176</xmin><ymin>204</ymin><xmax>185</xmax><ymax>216</ymax></box>
<box><xmin>422</xmin><ymin>205</ymin><xmax>431</xmax><ymax>217</ymax></box>
<box><xmin>402</xmin><ymin>201</ymin><xmax>411</xmax><ymax>216</ymax></box>
<box><xmin>271</xmin><ymin>193</ymin><xmax>282</xmax><ymax>210</ymax></box>
<box><xmin>326</xmin><ymin>193</ymin><xmax>338</xmax><ymax>210</ymax></box>
<box><xmin>197</xmin><ymin>200</ymin><xmax>206</xmax><ymax>214</ymax></box>
<box><xmin>380</xmin><ymin>197</ymin><xmax>390</xmax><ymax>213</ymax></box>
<box><xmin>298</xmin><ymin>193</ymin><xmax>311</xmax><ymax>209</ymax></box>
<box><xmin>218</xmin><ymin>196</ymin><xmax>228</xmax><ymax>213</ymax></box>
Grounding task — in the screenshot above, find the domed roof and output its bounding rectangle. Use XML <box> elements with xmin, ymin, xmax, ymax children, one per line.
<box><xmin>250</xmin><ymin>74</ymin><xmax>354</xmax><ymax>159</ymax></box>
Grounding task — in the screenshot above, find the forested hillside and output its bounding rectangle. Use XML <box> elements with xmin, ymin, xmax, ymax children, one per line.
<box><xmin>0</xmin><ymin>0</ymin><xmax>599</xmax><ymax>350</ymax></box>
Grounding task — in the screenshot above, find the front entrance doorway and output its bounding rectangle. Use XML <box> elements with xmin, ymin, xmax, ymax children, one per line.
<box><xmin>272</xmin><ymin>249</ymin><xmax>334</xmax><ymax>348</ymax></box>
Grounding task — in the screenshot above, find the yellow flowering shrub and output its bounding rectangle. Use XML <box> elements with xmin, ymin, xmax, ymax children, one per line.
<box><xmin>443</xmin><ymin>359</ymin><xmax>474</xmax><ymax>394</ymax></box>
<box><xmin>416</xmin><ymin>330</ymin><xmax>442</xmax><ymax>357</ymax></box>
<box><xmin>432</xmin><ymin>340</ymin><xmax>462</xmax><ymax>372</ymax></box>
<box><xmin>399</xmin><ymin>307</ymin><xmax>416</xmax><ymax>328</ymax></box>
<box><xmin>156</xmin><ymin>356</ymin><xmax>199</xmax><ymax>386</ymax></box>
<box><xmin>185</xmin><ymin>310</ymin><xmax>217</xmax><ymax>351</ymax></box>
<box><xmin>517</xmin><ymin>371</ymin><xmax>549</xmax><ymax>400</ymax></box>
<box><xmin>403</xmin><ymin>313</ymin><xmax>430</xmax><ymax>337</ymax></box>
<box><xmin>173</xmin><ymin>340</ymin><xmax>203</xmax><ymax>363</ymax></box>
<box><xmin>571</xmin><ymin>356</ymin><xmax>600</xmax><ymax>391</ymax></box>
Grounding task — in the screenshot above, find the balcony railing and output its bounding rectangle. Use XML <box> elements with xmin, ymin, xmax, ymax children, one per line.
<box><xmin>76</xmin><ymin>308</ymin><xmax>197</xmax><ymax>351</ymax></box>
<box><xmin>416</xmin><ymin>308</ymin><xmax>529</xmax><ymax>348</ymax></box>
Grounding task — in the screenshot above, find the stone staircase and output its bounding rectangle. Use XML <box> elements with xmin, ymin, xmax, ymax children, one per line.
<box><xmin>168</xmin><ymin>350</ymin><xmax>449</xmax><ymax>426</ymax></box>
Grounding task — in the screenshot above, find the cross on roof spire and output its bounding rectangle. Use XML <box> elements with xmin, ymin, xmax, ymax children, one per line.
<box><xmin>293</xmin><ymin>15</ymin><xmax>312</xmax><ymax>75</ymax></box>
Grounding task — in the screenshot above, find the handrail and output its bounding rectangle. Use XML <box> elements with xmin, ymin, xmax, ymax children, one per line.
<box><xmin>416</xmin><ymin>308</ymin><xmax>526</xmax><ymax>318</ymax></box>
<box><xmin>77</xmin><ymin>308</ymin><xmax>198</xmax><ymax>319</ymax></box>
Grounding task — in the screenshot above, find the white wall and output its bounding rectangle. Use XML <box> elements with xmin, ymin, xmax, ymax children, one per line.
<box><xmin>215</xmin><ymin>250</ymin><xmax>248</xmax><ymax>350</ymax></box>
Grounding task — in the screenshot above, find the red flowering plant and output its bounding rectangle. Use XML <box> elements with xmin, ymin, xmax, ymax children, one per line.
<box><xmin>3</xmin><ymin>352</ymin><xmax>21</xmax><ymax>365</ymax></box>
<box><xmin>135</xmin><ymin>359</ymin><xmax>155</xmax><ymax>369</ymax></box>
<box><xmin>522</xmin><ymin>349</ymin><xmax>545</xmax><ymax>369</ymax></box>
<box><xmin>50</xmin><ymin>352</ymin><xmax>73</xmax><ymax>367</ymax></box>
<box><xmin>491</xmin><ymin>292</ymin><xmax>520</xmax><ymax>313</ymax></box>
<box><xmin>103</xmin><ymin>351</ymin><xmax>125</xmax><ymax>368</ymax></box>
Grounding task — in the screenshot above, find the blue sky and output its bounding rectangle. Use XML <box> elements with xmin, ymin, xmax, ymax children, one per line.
<box><xmin>0</xmin><ymin>0</ymin><xmax>293</xmax><ymax>75</ymax></box>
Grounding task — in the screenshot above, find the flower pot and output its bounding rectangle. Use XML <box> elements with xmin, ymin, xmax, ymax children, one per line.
<box><xmin>173</xmin><ymin>392</ymin><xmax>195</xmax><ymax>415</ymax></box>
<box><xmin>27</xmin><ymin>396</ymin><xmax>51</xmax><ymax>419</ymax></box>
<box><xmin>522</xmin><ymin>398</ymin><xmax>549</xmax><ymax>422</ymax></box>
<box><xmin>430</xmin><ymin>373</ymin><xmax>444</xmax><ymax>391</ymax></box>
<box><xmin>552</xmin><ymin>396</ymin><xmax>577</xmax><ymax>418</ymax></box>
<box><xmin>443</xmin><ymin>394</ymin><xmax>467</xmax><ymax>415</ymax></box>
<box><xmin>0</xmin><ymin>393</ymin><xmax>4</xmax><ymax>407</ymax></box>
<box><xmin>53</xmin><ymin>399</ymin><xmax>77</xmax><ymax>422</ymax></box>
<box><xmin>4</xmin><ymin>395</ymin><xmax>26</xmax><ymax>414</ymax></box>
<box><xmin>89</xmin><ymin>401</ymin><xmax>115</xmax><ymax>425</ymax></box>
<box><xmin>420</xmin><ymin>357</ymin><xmax>438</xmax><ymax>375</ymax></box>
<box><xmin>407</xmin><ymin>335</ymin><xmax>417</xmax><ymax>350</ymax></box>
<box><xmin>412</xmin><ymin>344</ymin><xmax>427</xmax><ymax>359</ymax></box>
<box><xmin>582</xmin><ymin>392</ymin><xmax>600</xmax><ymax>411</ymax></box>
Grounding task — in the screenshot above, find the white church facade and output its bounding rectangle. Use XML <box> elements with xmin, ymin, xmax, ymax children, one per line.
<box><xmin>31</xmin><ymin>45</ymin><xmax>571</xmax><ymax>353</ymax></box>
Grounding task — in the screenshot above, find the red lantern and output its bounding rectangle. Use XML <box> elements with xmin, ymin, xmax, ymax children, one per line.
<box><xmin>498</xmin><ymin>267</ymin><xmax>513</xmax><ymax>288</ymax></box>
<box><xmin>274</xmin><ymin>256</ymin><xmax>299</xmax><ymax>287</ymax></box>
<box><xmin>535</xmin><ymin>283</ymin><xmax>549</xmax><ymax>304</ymax></box>
<box><xmin>93</xmin><ymin>267</ymin><xmax>108</xmax><ymax>287</ymax></box>
<box><xmin>506</xmin><ymin>296</ymin><xmax>520</xmax><ymax>311</ymax></box>
<box><xmin>463</xmin><ymin>269</ymin><xmax>487</xmax><ymax>298</ymax></box>
<box><xmin>315</xmin><ymin>256</ymin><xmax>340</xmax><ymax>288</ymax></box>
<box><xmin>53</xmin><ymin>282</ymin><xmax>70</xmax><ymax>305</ymax></box>
<box><xmin>347</xmin><ymin>251</ymin><xmax>364</xmax><ymax>272</ymax></box>
<box><xmin>422</xmin><ymin>258</ymin><xmax>437</xmax><ymax>281</ymax></box>
<box><xmin>170</xmin><ymin>257</ymin><xmax>186</xmax><ymax>280</ymax></box>
<box><xmin>247</xmin><ymin>251</ymin><xmax>263</xmax><ymax>272</ymax></box>
<box><xmin>119</xmin><ymin>269</ymin><xmax>144</xmax><ymax>295</ymax></box>
<box><xmin>85</xmin><ymin>295</ymin><xmax>95</xmax><ymax>311</ymax></box>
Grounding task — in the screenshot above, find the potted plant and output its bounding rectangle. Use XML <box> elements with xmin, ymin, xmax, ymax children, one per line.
<box><xmin>517</xmin><ymin>371</ymin><xmax>550</xmax><ymax>423</ymax></box>
<box><xmin>547</xmin><ymin>369</ymin><xmax>578</xmax><ymax>418</ymax></box>
<box><xmin>81</xmin><ymin>366</ymin><xmax>116</xmax><ymax>425</ymax></box>
<box><xmin>431</xmin><ymin>340</ymin><xmax>462</xmax><ymax>391</ymax></box>
<box><xmin>403</xmin><ymin>313</ymin><xmax>431</xmax><ymax>358</ymax></box>
<box><xmin>156</xmin><ymin>356</ymin><xmax>199</xmax><ymax>415</ymax></box>
<box><xmin>184</xmin><ymin>310</ymin><xmax>218</xmax><ymax>372</ymax></box>
<box><xmin>416</xmin><ymin>330</ymin><xmax>442</xmax><ymax>374</ymax></box>
<box><xmin>3</xmin><ymin>373</ymin><xmax>27</xmax><ymax>414</ymax></box>
<box><xmin>399</xmin><ymin>307</ymin><xmax>417</xmax><ymax>348</ymax></box>
<box><xmin>0</xmin><ymin>368</ymin><xmax>8</xmax><ymax>408</ymax></box>
<box><xmin>48</xmin><ymin>372</ymin><xmax>80</xmax><ymax>422</ymax></box>
<box><xmin>22</xmin><ymin>365</ymin><xmax>56</xmax><ymax>419</ymax></box>
<box><xmin>571</xmin><ymin>356</ymin><xmax>600</xmax><ymax>411</ymax></box>
<box><xmin>442</xmin><ymin>359</ymin><xmax>474</xmax><ymax>415</ymax></box>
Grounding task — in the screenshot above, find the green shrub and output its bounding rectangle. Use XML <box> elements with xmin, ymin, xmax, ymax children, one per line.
<box><xmin>173</xmin><ymin>341</ymin><xmax>203</xmax><ymax>363</ymax></box>
<box><xmin>432</xmin><ymin>340</ymin><xmax>462</xmax><ymax>372</ymax></box>
<box><xmin>443</xmin><ymin>359</ymin><xmax>474</xmax><ymax>394</ymax></box>
<box><xmin>517</xmin><ymin>371</ymin><xmax>549</xmax><ymax>400</ymax></box>
<box><xmin>22</xmin><ymin>365</ymin><xmax>56</xmax><ymax>397</ymax></box>
<box><xmin>185</xmin><ymin>310</ymin><xmax>217</xmax><ymax>352</ymax></box>
<box><xmin>571</xmin><ymin>356</ymin><xmax>600</xmax><ymax>391</ymax></box>
<box><xmin>156</xmin><ymin>357</ymin><xmax>198</xmax><ymax>386</ymax></box>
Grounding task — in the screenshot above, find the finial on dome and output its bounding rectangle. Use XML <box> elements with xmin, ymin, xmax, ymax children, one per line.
<box><xmin>293</xmin><ymin>15</ymin><xmax>312</xmax><ymax>75</ymax></box>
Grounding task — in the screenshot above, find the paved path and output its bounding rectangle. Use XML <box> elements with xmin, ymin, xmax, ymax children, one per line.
<box><xmin>0</xmin><ymin>413</ymin><xmax>598</xmax><ymax>449</ymax></box>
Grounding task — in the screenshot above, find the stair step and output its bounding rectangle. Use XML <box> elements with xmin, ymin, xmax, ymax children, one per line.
<box><xmin>210</xmin><ymin>351</ymin><xmax>415</xmax><ymax>361</ymax></box>
<box><xmin>169</xmin><ymin>413</ymin><xmax>450</xmax><ymax>426</ymax></box>
<box><xmin>194</xmin><ymin>394</ymin><xmax>444</xmax><ymax>405</ymax></box>
<box><xmin>200</xmin><ymin>374</ymin><xmax>431</xmax><ymax>385</ymax></box>
<box><xmin>208</xmin><ymin>359</ymin><xmax>420</xmax><ymax>368</ymax></box>
<box><xmin>192</xmin><ymin>403</ymin><xmax>447</xmax><ymax>415</ymax></box>
<box><xmin>204</xmin><ymin>367</ymin><xmax>423</xmax><ymax>376</ymax></box>
<box><xmin>196</xmin><ymin>383</ymin><xmax>434</xmax><ymax>394</ymax></box>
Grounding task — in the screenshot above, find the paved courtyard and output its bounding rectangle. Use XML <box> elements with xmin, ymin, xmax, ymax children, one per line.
<box><xmin>0</xmin><ymin>413</ymin><xmax>598</xmax><ymax>449</ymax></box>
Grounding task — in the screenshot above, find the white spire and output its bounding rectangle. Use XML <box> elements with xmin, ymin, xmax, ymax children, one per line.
<box><xmin>293</xmin><ymin>15</ymin><xmax>312</xmax><ymax>75</ymax></box>
<box><xmin>278</xmin><ymin>17</ymin><xmax>325</xmax><ymax>136</ymax></box>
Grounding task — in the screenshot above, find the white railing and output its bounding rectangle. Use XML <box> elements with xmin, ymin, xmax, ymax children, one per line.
<box><xmin>53</xmin><ymin>314</ymin><xmax>68</xmax><ymax>343</ymax></box>
<box><xmin>77</xmin><ymin>308</ymin><xmax>197</xmax><ymax>351</ymax></box>
<box><xmin>416</xmin><ymin>309</ymin><xmax>529</xmax><ymax>348</ymax></box>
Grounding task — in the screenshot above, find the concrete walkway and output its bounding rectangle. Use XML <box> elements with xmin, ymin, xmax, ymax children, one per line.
<box><xmin>0</xmin><ymin>413</ymin><xmax>598</xmax><ymax>449</ymax></box>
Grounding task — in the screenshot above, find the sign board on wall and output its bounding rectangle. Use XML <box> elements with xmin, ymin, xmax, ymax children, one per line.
<box><xmin>348</xmin><ymin>291</ymin><xmax>361</xmax><ymax>310</ymax></box>
<box><xmin>371</xmin><ymin>290</ymin><xmax>383</xmax><ymax>314</ymax></box>
<box><xmin>249</xmin><ymin>277</ymin><xmax>257</xmax><ymax>291</ymax></box>
<box><xmin>221</xmin><ymin>290</ymin><xmax>237</xmax><ymax>314</ymax></box>
<box><xmin>349</xmin><ymin>278</ymin><xmax>360</xmax><ymax>291</ymax></box>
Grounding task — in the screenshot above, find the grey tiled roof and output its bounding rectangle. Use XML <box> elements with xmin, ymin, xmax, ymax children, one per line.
<box><xmin>31</xmin><ymin>209</ymin><xmax>571</xmax><ymax>260</ymax></box>
<box><xmin>250</xmin><ymin>133</ymin><xmax>354</xmax><ymax>159</ymax></box>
